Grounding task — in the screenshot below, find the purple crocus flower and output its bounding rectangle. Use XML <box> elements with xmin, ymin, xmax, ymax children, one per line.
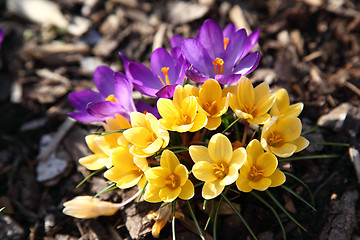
<box><xmin>127</xmin><ymin>47</ymin><xmax>186</xmax><ymax>98</ymax></box>
<box><xmin>181</xmin><ymin>19</ymin><xmax>260</xmax><ymax>85</ymax></box>
<box><xmin>68</xmin><ymin>66</ymin><xmax>136</xmax><ymax>122</ymax></box>
<box><xmin>0</xmin><ymin>28</ymin><xmax>4</xmax><ymax>50</ymax></box>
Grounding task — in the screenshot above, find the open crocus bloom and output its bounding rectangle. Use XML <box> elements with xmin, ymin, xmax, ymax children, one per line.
<box><xmin>144</xmin><ymin>150</ymin><xmax>194</xmax><ymax>203</ymax></box>
<box><xmin>181</xmin><ymin>19</ymin><xmax>260</xmax><ymax>84</ymax></box>
<box><xmin>261</xmin><ymin>116</ymin><xmax>309</xmax><ymax>158</ymax></box>
<box><xmin>189</xmin><ymin>133</ymin><xmax>247</xmax><ymax>199</ymax></box>
<box><xmin>236</xmin><ymin>139</ymin><xmax>286</xmax><ymax>192</ymax></box>
<box><xmin>229</xmin><ymin>77</ymin><xmax>276</xmax><ymax>125</ymax></box>
<box><xmin>270</xmin><ymin>88</ymin><xmax>304</xmax><ymax>118</ymax></box>
<box><xmin>127</xmin><ymin>48</ymin><xmax>186</xmax><ymax>98</ymax></box>
<box><xmin>68</xmin><ymin>66</ymin><xmax>136</xmax><ymax>122</ymax></box>
<box><xmin>104</xmin><ymin>146</ymin><xmax>149</xmax><ymax>189</ymax></box>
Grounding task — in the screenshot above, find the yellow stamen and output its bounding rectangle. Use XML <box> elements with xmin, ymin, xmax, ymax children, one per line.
<box><xmin>212</xmin><ymin>58</ymin><xmax>224</xmax><ymax>75</ymax></box>
<box><xmin>223</xmin><ymin>37</ymin><xmax>229</xmax><ymax>50</ymax></box>
<box><xmin>164</xmin><ymin>173</ymin><xmax>180</xmax><ymax>189</ymax></box>
<box><xmin>158</xmin><ymin>67</ymin><xmax>170</xmax><ymax>86</ymax></box>
<box><xmin>105</xmin><ymin>94</ymin><xmax>117</xmax><ymax>102</ymax></box>
<box><xmin>203</xmin><ymin>101</ymin><xmax>218</xmax><ymax>115</ymax></box>
<box><xmin>244</xmin><ymin>104</ymin><xmax>257</xmax><ymax>115</ymax></box>
<box><xmin>267</xmin><ymin>132</ymin><xmax>284</xmax><ymax>147</ymax></box>
<box><xmin>248</xmin><ymin>165</ymin><xmax>264</xmax><ymax>182</ymax></box>
<box><xmin>212</xmin><ymin>162</ymin><xmax>229</xmax><ymax>179</ymax></box>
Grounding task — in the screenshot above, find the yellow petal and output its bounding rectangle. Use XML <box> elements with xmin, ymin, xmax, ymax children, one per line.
<box><xmin>178</xmin><ymin>179</ymin><xmax>195</xmax><ymax>200</ymax></box>
<box><xmin>105</xmin><ymin>113</ymin><xmax>131</xmax><ymax>130</ymax></box>
<box><xmin>246</xmin><ymin>139</ymin><xmax>264</xmax><ymax>165</ymax></box>
<box><xmin>79</xmin><ymin>154</ymin><xmax>107</xmax><ymax>170</ymax></box>
<box><xmin>255</xmin><ymin>93</ymin><xmax>276</xmax><ymax>116</ymax></box>
<box><xmin>181</xmin><ymin>96</ymin><xmax>198</xmax><ymax>120</ymax></box>
<box><xmin>254</xmin><ymin>82</ymin><xmax>270</xmax><ymax>105</ymax></box>
<box><xmin>205</xmin><ymin>116</ymin><xmax>222</xmax><ymax>130</ymax></box>
<box><xmin>85</xmin><ymin>135</ymin><xmax>106</xmax><ymax>155</ymax></box>
<box><xmin>239</xmin><ymin>162</ymin><xmax>251</xmax><ymax>178</ymax></box>
<box><xmin>239</xmin><ymin>77</ymin><xmax>255</xmax><ymax>108</ymax></box>
<box><xmin>145</xmin><ymin>167</ymin><xmax>170</xmax><ymax>187</ymax></box>
<box><xmin>269</xmin><ymin>169</ymin><xmax>286</xmax><ymax>187</ymax></box>
<box><xmin>277</xmin><ymin>117</ymin><xmax>301</xmax><ymax>142</ymax></box>
<box><xmin>202</xmin><ymin>181</ymin><xmax>224</xmax><ymax>200</ymax></box>
<box><xmin>142</xmin><ymin>137</ymin><xmax>163</xmax><ymax>155</ymax></box>
<box><xmin>208</xmin><ymin>133</ymin><xmax>233</xmax><ymax>163</ymax></box>
<box><xmin>129</xmin><ymin>112</ymin><xmax>147</xmax><ymax>128</ymax></box>
<box><xmin>199</xmin><ymin>79</ymin><xmax>222</xmax><ymax>102</ymax></box>
<box><xmin>157</xmin><ymin>98</ymin><xmax>180</xmax><ymax>119</ymax></box>
<box><xmin>160</xmin><ymin>150</ymin><xmax>180</xmax><ymax>172</ymax></box>
<box><xmin>159</xmin><ymin>186</ymin><xmax>182</xmax><ymax>202</ymax></box>
<box><xmin>269</xmin><ymin>143</ymin><xmax>297</xmax><ymax>158</ymax></box>
<box><xmin>256</xmin><ymin>152</ymin><xmax>277</xmax><ymax>177</ymax></box>
<box><xmin>248</xmin><ymin>178</ymin><xmax>272</xmax><ymax>191</ymax></box>
<box><xmin>173</xmin><ymin>85</ymin><xmax>189</xmax><ymax>107</ymax></box>
<box><xmin>144</xmin><ymin>185</ymin><xmax>162</xmax><ymax>203</ymax></box>
<box><xmin>123</xmin><ymin>127</ymin><xmax>153</xmax><ymax>148</ymax></box>
<box><xmin>189</xmin><ymin>112</ymin><xmax>208</xmax><ymax>132</ymax></box>
<box><xmin>115</xmin><ymin>172</ymin><xmax>142</xmax><ymax>189</ymax></box>
<box><xmin>286</xmin><ymin>102</ymin><xmax>304</xmax><ymax>117</ymax></box>
<box><xmin>274</xmin><ymin>88</ymin><xmax>290</xmax><ymax>114</ymax></box>
<box><xmin>174</xmin><ymin>164</ymin><xmax>188</xmax><ymax>186</ymax></box>
<box><xmin>236</xmin><ymin>175</ymin><xmax>252</xmax><ymax>192</ymax></box>
<box><xmin>134</xmin><ymin>157</ymin><xmax>149</xmax><ymax>172</ymax></box>
<box><xmin>110</xmin><ymin>146</ymin><xmax>135</xmax><ymax>169</ymax></box>
<box><xmin>293</xmin><ymin>136</ymin><xmax>309</xmax><ymax>153</ymax></box>
<box><xmin>192</xmin><ymin>161</ymin><xmax>217</xmax><ymax>182</ymax></box>
<box><xmin>189</xmin><ymin>146</ymin><xmax>213</xmax><ymax>164</ymax></box>
<box><xmin>184</xmin><ymin>84</ymin><xmax>199</xmax><ymax>96</ymax></box>
<box><xmin>229</xmin><ymin>92</ymin><xmax>241</xmax><ymax>113</ymax></box>
<box><xmin>230</xmin><ymin>147</ymin><xmax>247</xmax><ymax>169</ymax></box>
<box><xmin>219</xmin><ymin>165</ymin><xmax>238</xmax><ymax>186</ymax></box>
<box><xmin>248</xmin><ymin>114</ymin><xmax>271</xmax><ymax>125</ymax></box>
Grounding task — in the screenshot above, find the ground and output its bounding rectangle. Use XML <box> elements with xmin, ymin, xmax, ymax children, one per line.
<box><xmin>0</xmin><ymin>0</ymin><xmax>360</xmax><ymax>239</ymax></box>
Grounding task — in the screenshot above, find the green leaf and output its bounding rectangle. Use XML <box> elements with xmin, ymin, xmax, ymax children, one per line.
<box><xmin>138</xmin><ymin>180</ymin><xmax>148</xmax><ymax>202</ymax></box>
<box><xmin>76</xmin><ymin>167</ymin><xmax>106</xmax><ymax>188</ymax></box>
<box><xmin>204</xmin><ymin>200</ymin><xmax>214</xmax><ymax>231</ymax></box>
<box><xmin>93</xmin><ymin>183</ymin><xmax>117</xmax><ymax>198</ymax></box>
<box><xmin>281</xmin><ymin>185</ymin><xmax>316</xmax><ymax>211</ymax></box>
<box><xmin>221</xmin><ymin>193</ymin><xmax>258</xmax><ymax>240</ymax></box>
<box><xmin>278</xmin><ymin>154</ymin><xmax>339</xmax><ymax>162</ymax></box>
<box><xmin>92</xmin><ymin>129</ymin><xmax>128</xmax><ymax>136</ymax></box>
<box><xmin>266</xmin><ymin>190</ymin><xmax>307</xmax><ymax>231</ymax></box>
<box><xmin>186</xmin><ymin>201</ymin><xmax>205</xmax><ymax>240</ymax></box>
<box><xmin>301</xmin><ymin>126</ymin><xmax>318</xmax><ymax>135</ymax></box>
<box><xmin>222</xmin><ymin>116</ymin><xmax>242</xmax><ymax>134</ymax></box>
<box><xmin>310</xmin><ymin>142</ymin><xmax>349</xmax><ymax>147</ymax></box>
<box><xmin>251</xmin><ymin>191</ymin><xmax>286</xmax><ymax>240</ymax></box>
<box><xmin>172</xmin><ymin>201</ymin><xmax>176</xmax><ymax>240</ymax></box>
<box><xmin>284</xmin><ymin>172</ymin><xmax>315</xmax><ymax>207</ymax></box>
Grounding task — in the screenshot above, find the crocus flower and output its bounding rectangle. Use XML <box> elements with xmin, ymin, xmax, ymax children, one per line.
<box><xmin>189</xmin><ymin>133</ymin><xmax>247</xmax><ymax>199</ymax></box>
<box><xmin>127</xmin><ymin>48</ymin><xmax>186</xmax><ymax>98</ymax></box>
<box><xmin>79</xmin><ymin>134</ymin><xmax>110</xmax><ymax>170</ymax></box>
<box><xmin>181</xmin><ymin>19</ymin><xmax>260</xmax><ymax>84</ymax></box>
<box><xmin>236</xmin><ymin>139</ymin><xmax>285</xmax><ymax>192</ymax></box>
<box><xmin>261</xmin><ymin>116</ymin><xmax>309</xmax><ymax>158</ymax></box>
<box><xmin>229</xmin><ymin>77</ymin><xmax>276</xmax><ymax>125</ymax></box>
<box><xmin>68</xmin><ymin>66</ymin><xmax>136</xmax><ymax>122</ymax></box>
<box><xmin>123</xmin><ymin>112</ymin><xmax>169</xmax><ymax>157</ymax></box>
<box><xmin>270</xmin><ymin>88</ymin><xmax>304</xmax><ymax>118</ymax></box>
<box><xmin>104</xmin><ymin>146</ymin><xmax>149</xmax><ymax>189</ymax></box>
<box><xmin>144</xmin><ymin>150</ymin><xmax>194</xmax><ymax>203</ymax></box>
<box><xmin>63</xmin><ymin>196</ymin><xmax>120</xmax><ymax>219</ymax></box>
<box><xmin>157</xmin><ymin>85</ymin><xmax>208</xmax><ymax>132</ymax></box>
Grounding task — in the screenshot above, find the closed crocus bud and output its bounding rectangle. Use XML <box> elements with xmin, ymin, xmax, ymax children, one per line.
<box><xmin>63</xmin><ymin>196</ymin><xmax>120</xmax><ymax>219</ymax></box>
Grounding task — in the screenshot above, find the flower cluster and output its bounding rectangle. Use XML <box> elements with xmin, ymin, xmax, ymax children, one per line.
<box><xmin>63</xmin><ymin>19</ymin><xmax>309</xmax><ymax>238</ymax></box>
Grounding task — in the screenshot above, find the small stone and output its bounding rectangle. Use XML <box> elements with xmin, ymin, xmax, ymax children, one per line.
<box><xmin>317</xmin><ymin>103</ymin><xmax>356</xmax><ymax>132</ymax></box>
<box><xmin>0</xmin><ymin>214</ymin><xmax>26</xmax><ymax>240</ymax></box>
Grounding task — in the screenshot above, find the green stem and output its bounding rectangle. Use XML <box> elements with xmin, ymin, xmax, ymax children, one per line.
<box><xmin>310</xmin><ymin>142</ymin><xmax>349</xmax><ymax>147</ymax></box>
<box><xmin>278</xmin><ymin>154</ymin><xmax>339</xmax><ymax>162</ymax></box>
<box><xmin>222</xmin><ymin>116</ymin><xmax>242</xmax><ymax>134</ymax></box>
<box><xmin>204</xmin><ymin>200</ymin><xmax>214</xmax><ymax>230</ymax></box>
<box><xmin>242</xmin><ymin>122</ymin><xmax>250</xmax><ymax>145</ymax></box>
<box><xmin>76</xmin><ymin>167</ymin><xmax>106</xmax><ymax>188</ymax></box>
<box><xmin>186</xmin><ymin>201</ymin><xmax>205</xmax><ymax>240</ymax></box>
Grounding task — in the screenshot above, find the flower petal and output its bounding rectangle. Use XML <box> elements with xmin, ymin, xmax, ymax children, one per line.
<box><xmin>234</xmin><ymin>51</ymin><xmax>261</xmax><ymax>76</ymax></box>
<box><xmin>293</xmin><ymin>136</ymin><xmax>309</xmax><ymax>153</ymax></box>
<box><xmin>192</xmin><ymin>161</ymin><xmax>217</xmax><ymax>182</ymax></box>
<box><xmin>256</xmin><ymin>152</ymin><xmax>278</xmax><ymax>177</ymax></box>
<box><xmin>151</xmin><ymin>48</ymin><xmax>176</xmax><ymax>83</ymax></box>
<box><xmin>205</xmin><ymin>117</ymin><xmax>222</xmax><ymax>130</ymax></box>
<box><xmin>197</xmin><ymin>19</ymin><xmax>224</xmax><ymax>59</ymax></box>
<box><xmin>79</xmin><ymin>154</ymin><xmax>107</xmax><ymax>170</ymax></box>
<box><xmin>93</xmin><ymin>66</ymin><xmax>115</xmax><ymax>98</ymax></box>
<box><xmin>219</xmin><ymin>165</ymin><xmax>238</xmax><ymax>186</ymax></box>
<box><xmin>185</xmin><ymin>69</ymin><xmax>210</xmax><ymax>83</ymax></box>
<box><xmin>248</xmin><ymin>178</ymin><xmax>272</xmax><ymax>191</ymax></box>
<box><xmin>68</xmin><ymin>111</ymin><xmax>104</xmax><ymax>123</ymax></box>
<box><xmin>277</xmin><ymin>117</ymin><xmax>302</xmax><ymax>142</ymax></box>
<box><xmin>208</xmin><ymin>133</ymin><xmax>233</xmax><ymax>163</ymax></box>
<box><xmin>236</xmin><ymin>175</ymin><xmax>252</xmax><ymax>192</ymax></box>
<box><xmin>178</xmin><ymin>179</ymin><xmax>194</xmax><ymax>200</ymax></box>
<box><xmin>160</xmin><ymin>150</ymin><xmax>180</xmax><ymax>172</ymax></box>
<box><xmin>214</xmin><ymin>74</ymin><xmax>242</xmax><ymax>85</ymax></box>
<box><xmin>246</xmin><ymin>139</ymin><xmax>264</xmax><ymax>165</ymax></box>
<box><xmin>87</xmin><ymin>101</ymin><xmax>127</xmax><ymax>119</ymax></box>
<box><xmin>182</xmin><ymin>39</ymin><xmax>214</xmax><ymax>76</ymax></box>
<box><xmin>145</xmin><ymin>167</ymin><xmax>170</xmax><ymax>187</ymax></box>
<box><xmin>189</xmin><ymin>146</ymin><xmax>212</xmax><ymax>164</ymax></box>
<box><xmin>157</xmin><ymin>98</ymin><xmax>180</xmax><ymax>119</ymax></box>
<box><xmin>159</xmin><ymin>186</ymin><xmax>182</xmax><ymax>202</ymax></box>
<box><xmin>223</xmin><ymin>29</ymin><xmax>247</xmax><ymax>73</ymax></box>
<box><xmin>270</xmin><ymin>143</ymin><xmax>297</xmax><ymax>158</ymax></box>
<box><xmin>202</xmin><ymin>181</ymin><xmax>224</xmax><ymax>199</ymax></box>
<box><xmin>114</xmin><ymin>72</ymin><xmax>136</xmax><ymax>113</ymax></box>
<box><xmin>123</xmin><ymin>127</ymin><xmax>153</xmax><ymax>148</ymax></box>
<box><xmin>156</xmin><ymin>84</ymin><xmax>178</xmax><ymax>98</ymax></box>
<box><xmin>144</xmin><ymin>185</ymin><xmax>162</xmax><ymax>203</ymax></box>
<box><xmin>174</xmin><ymin>164</ymin><xmax>188</xmax><ymax>186</ymax></box>
<box><xmin>68</xmin><ymin>90</ymin><xmax>102</xmax><ymax>111</ymax></box>
<box><xmin>230</xmin><ymin>147</ymin><xmax>247</xmax><ymax>169</ymax></box>
<box><xmin>269</xmin><ymin>169</ymin><xmax>286</xmax><ymax>187</ymax></box>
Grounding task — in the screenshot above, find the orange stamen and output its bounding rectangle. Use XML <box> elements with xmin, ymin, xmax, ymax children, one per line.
<box><xmin>223</xmin><ymin>37</ymin><xmax>229</xmax><ymax>50</ymax></box>
<box><xmin>105</xmin><ymin>94</ymin><xmax>117</xmax><ymax>102</ymax></box>
<box><xmin>212</xmin><ymin>58</ymin><xmax>224</xmax><ymax>75</ymax></box>
<box><xmin>158</xmin><ymin>67</ymin><xmax>170</xmax><ymax>86</ymax></box>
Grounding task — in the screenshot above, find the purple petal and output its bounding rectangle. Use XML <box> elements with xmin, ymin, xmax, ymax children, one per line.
<box><xmin>223</xmin><ymin>29</ymin><xmax>247</xmax><ymax>74</ymax></box>
<box><xmin>185</xmin><ymin>69</ymin><xmax>210</xmax><ymax>83</ymax></box>
<box><xmin>136</xmin><ymin>101</ymin><xmax>161</xmax><ymax>119</ymax></box>
<box><xmin>182</xmin><ymin>39</ymin><xmax>214</xmax><ymax>77</ymax></box>
<box><xmin>119</xmin><ymin>51</ymin><xmax>131</xmax><ymax>76</ymax></box>
<box><xmin>68</xmin><ymin>90</ymin><xmax>103</xmax><ymax>111</ymax></box>
<box><xmin>156</xmin><ymin>85</ymin><xmax>178</xmax><ymax>98</ymax></box>
<box><xmin>197</xmin><ymin>19</ymin><xmax>224</xmax><ymax>59</ymax></box>
<box><xmin>242</xmin><ymin>29</ymin><xmax>260</xmax><ymax>58</ymax></box>
<box><xmin>113</xmin><ymin>72</ymin><xmax>136</xmax><ymax>112</ymax></box>
<box><xmin>128</xmin><ymin>62</ymin><xmax>163</xmax><ymax>90</ymax></box>
<box><xmin>68</xmin><ymin>111</ymin><xmax>105</xmax><ymax>123</ymax></box>
<box><xmin>150</xmin><ymin>48</ymin><xmax>176</xmax><ymax>84</ymax></box>
<box><xmin>234</xmin><ymin>51</ymin><xmax>261</xmax><ymax>75</ymax></box>
<box><xmin>87</xmin><ymin>101</ymin><xmax>129</xmax><ymax>120</ymax></box>
<box><xmin>93</xmin><ymin>66</ymin><xmax>115</xmax><ymax>98</ymax></box>
<box><xmin>214</xmin><ymin>74</ymin><xmax>242</xmax><ymax>85</ymax></box>
<box><xmin>223</xmin><ymin>23</ymin><xmax>237</xmax><ymax>39</ymax></box>
<box><xmin>170</xmin><ymin>35</ymin><xmax>184</xmax><ymax>48</ymax></box>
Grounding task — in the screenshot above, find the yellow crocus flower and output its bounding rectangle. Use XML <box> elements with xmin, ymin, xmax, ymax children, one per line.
<box><xmin>144</xmin><ymin>150</ymin><xmax>194</xmax><ymax>203</ymax></box>
<box><xmin>229</xmin><ymin>77</ymin><xmax>276</xmax><ymax>125</ymax></box>
<box><xmin>158</xmin><ymin>85</ymin><xmax>208</xmax><ymax>132</ymax></box>
<box><xmin>270</xmin><ymin>88</ymin><xmax>304</xmax><ymax>118</ymax></box>
<box><xmin>123</xmin><ymin>112</ymin><xmax>169</xmax><ymax>157</ymax></box>
<box><xmin>189</xmin><ymin>133</ymin><xmax>246</xmax><ymax>199</ymax></box>
<box><xmin>236</xmin><ymin>139</ymin><xmax>285</xmax><ymax>192</ymax></box>
<box><xmin>261</xmin><ymin>116</ymin><xmax>309</xmax><ymax>158</ymax></box>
